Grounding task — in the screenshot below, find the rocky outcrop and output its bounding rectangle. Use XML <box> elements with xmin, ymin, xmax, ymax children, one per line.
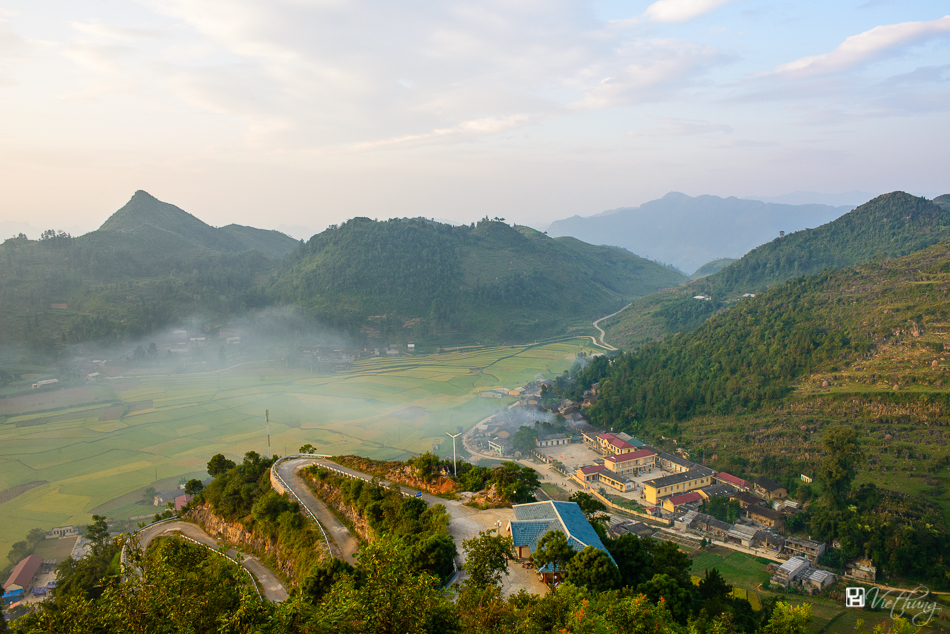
<box><xmin>304</xmin><ymin>476</ymin><xmax>372</xmax><ymax>542</ymax></box>
<box><xmin>333</xmin><ymin>455</ymin><xmax>458</xmax><ymax>495</ymax></box>
<box><xmin>186</xmin><ymin>503</ymin><xmax>302</xmax><ymax>582</ymax></box>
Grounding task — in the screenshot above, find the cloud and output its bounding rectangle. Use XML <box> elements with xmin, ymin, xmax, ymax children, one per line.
<box><xmin>773</xmin><ymin>15</ymin><xmax>950</xmax><ymax>78</ymax></box>
<box><xmin>72</xmin><ymin>23</ymin><xmax>167</xmax><ymax>42</ymax></box>
<box><xmin>633</xmin><ymin>115</ymin><xmax>731</xmax><ymax>136</ymax></box>
<box><xmin>643</xmin><ymin>0</ymin><xmax>737</xmax><ymax>24</ymax></box>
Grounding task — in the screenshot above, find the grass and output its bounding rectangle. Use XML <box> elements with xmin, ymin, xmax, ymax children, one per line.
<box><xmin>0</xmin><ymin>340</ymin><xmax>595</xmax><ymax>560</ymax></box>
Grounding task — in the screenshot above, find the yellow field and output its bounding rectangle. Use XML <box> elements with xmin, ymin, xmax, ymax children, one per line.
<box><xmin>0</xmin><ymin>340</ymin><xmax>595</xmax><ymax>559</ymax></box>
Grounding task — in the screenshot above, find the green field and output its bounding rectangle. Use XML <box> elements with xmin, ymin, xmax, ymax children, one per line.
<box><xmin>0</xmin><ymin>340</ymin><xmax>595</xmax><ymax>559</ymax></box>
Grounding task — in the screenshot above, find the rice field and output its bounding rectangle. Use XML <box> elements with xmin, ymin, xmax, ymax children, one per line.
<box><xmin>0</xmin><ymin>340</ymin><xmax>594</xmax><ymax>559</ymax></box>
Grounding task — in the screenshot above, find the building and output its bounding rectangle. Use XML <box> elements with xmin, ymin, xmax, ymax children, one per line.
<box><xmin>595</xmin><ymin>433</ymin><xmax>636</xmax><ymax>456</ymax></box>
<box><xmin>46</xmin><ymin>526</ymin><xmax>78</xmax><ymax>539</ymax></box>
<box><xmin>656</xmin><ymin>452</ymin><xmax>700</xmax><ymax>474</ymax></box>
<box><xmin>174</xmin><ymin>494</ymin><xmax>194</xmax><ymax>511</ymax></box>
<box><xmin>845</xmin><ymin>559</ymin><xmax>877</xmax><ymax>583</ymax></box>
<box><xmin>758</xmin><ymin>531</ymin><xmax>786</xmax><ymax>553</ymax></box>
<box><xmin>31</xmin><ymin>379</ymin><xmax>59</xmax><ymax>389</ymax></box>
<box><xmin>3</xmin><ymin>555</ymin><xmax>42</xmax><ymax>593</ymax></box>
<box><xmin>641</xmin><ymin>467</ymin><xmax>716</xmax><ymax>505</ymax></box>
<box><xmin>609</xmin><ymin>521</ymin><xmax>654</xmax><ymax>539</ymax></box>
<box><xmin>753</xmin><ymin>476</ymin><xmax>788</xmax><ymax>500</ymax></box>
<box><xmin>731</xmin><ymin>491</ymin><xmax>765</xmax><ymax>509</ymax></box>
<box><xmin>598</xmin><ymin>470</ymin><xmax>635</xmax><ymax>492</ymax></box>
<box><xmin>726</xmin><ymin>524</ymin><xmax>760</xmax><ymax>548</ymax></box>
<box><xmin>696</xmin><ymin>483</ymin><xmax>736</xmax><ymax>499</ymax></box>
<box><xmin>536</xmin><ymin>433</ymin><xmax>570</xmax><ymax>448</ymax></box>
<box><xmin>153</xmin><ymin>490</ymin><xmax>181</xmax><ymax>507</ymax></box>
<box><xmin>507</xmin><ymin>501</ymin><xmax>614</xmax><ymax>584</ymax></box>
<box><xmin>487</xmin><ymin>439</ymin><xmax>512</xmax><ymax>456</ymax></box>
<box><xmin>715</xmin><ymin>473</ymin><xmax>751</xmax><ymax>490</ymax></box>
<box><xmin>662</xmin><ymin>492</ymin><xmax>703</xmax><ymax>514</ymax></box>
<box><xmin>784</xmin><ymin>536</ymin><xmax>826</xmax><ymax>562</ymax></box>
<box><xmin>746</xmin><ymin>505</ymin><xmax>785</xmax><ymax>529</ymax></box>
<box><xmin>771</xmin><ymin>556</ymin><xmax>812</xmax><ymax>588</ymax></box>
<box><xmin>603</xmin><ymin>449</ymin><xmax>657</xmax><ymax>476</ymax></box>
<box><xmin>804</xmin><ymin>569</ymin><xmax>835</xmax><ymax>592</ymax></box>
<box><xmin>575</xmin><ymin>465</ymin><xmax>605</xmax><ymax>483</ymax></box>
<box><xmin>690</xmin><ymin>514</ymin><xmax>733</xmax><ymax>540</ymax></box>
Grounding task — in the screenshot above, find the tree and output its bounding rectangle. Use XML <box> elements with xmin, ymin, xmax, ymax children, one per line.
<box><xmin>569</xmin><ymin>492</ymin><xmax>607</xmax><ymax>520</ymax></box>
<box><xmin>147</xmin><ymin>342</ymin><xmax>157</xmax><ymax>358</ymax></box>
<box><xmin>605</xmin><ymin>533</ymin><xmax>653</xmax><ymax>588</ymax></box>
<box><xmin>637</xmin><ymin>573</ymin><xmax>694</xmax><ymax>624</ymax></box>
<box><xmin>816</xmin><ymin>426</ymin><xmax>863</xmax><ymax>507</ymax></box>
<box><xmin>410</xmin><ymin>451</ymin><xmax>440</xmax><ymax>482</ymax></box>
<box><xmin>462</xmin><ymin>529</ymin><xmax>515</xmax><ymax>588</ymax></box>
<box><xmin>299</xmin><ymin>443</ymin><xmax>316</xmax><ymax>454</ymax></box>
<box><xmin>299</xmin><ymin>557</ymin><xmax>355</xmax><ymax>604</ymax></box>
<box><xmin>564</xmin><ymin>546</ymin><xmax>620</xmax><ymax>591</ymax></box>
<box><xmin>512</xmin><ymin>426</ymin><xmax>539</xmax><ymax>455</ymax></box>
<box><xmin>531</xmin><ymin>531</ymin><xmax>575</xmax><ymax>584</ymax></box>
<box><xmin>184</xmin><ymin>479</ymin><xmax>203</xmax><ymax>495</ymax></box>
<box><xmin>86</xmin><ymin>515</ymin><xmax>110</xmax><ymax>556</ymax></box>
<box><xmin>142</xmin><ymin>486</ymin><xmax>156</xmax><ymax>505</ymax></box>
<box><xmin>762</xmin><ymin>601</ymin><xmax>811</xmax><ymax>634</ymax></box>
<box><xmin>698</xmin><ymin>568</ymin><xmax>733</xmax><ymax>615</ymax></box>
<box><xmin>207</xmin><ymin>453</ymin><xmax>236</xmax><ymax>476</ymax></box>
<box><xmin>648</xmin><ymin>539</ymin><xmax>692</xmax><ymax>586</ymax></box>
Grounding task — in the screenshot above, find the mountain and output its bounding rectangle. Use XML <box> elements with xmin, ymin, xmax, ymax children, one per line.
<box><xmin>99</xmin><ymin>190</ymin><xmax>298</xmax><ymax>259</ymax></box>
<box><xmin>603</xmin><ymin>192</ymin><xmax>950</xmax><ymax>349</ymax></box>
<box><xmin>745</xmin><ymin>190</ymin><xmax>878</xmax><ymax>207</ymax></box>
<box><xmin>935</xmin><ymin>194</ymin><xmax>950</xmax><ymax>211</ymax></box>
<box><xmin>691</xmin><ymin>258</ymin><xmax>736</xmax><ymax>279</ymax></box>
<box><xmin>0</xmin><ymin>192</ymin><xmax>296</xmax><ymax>349</ymax></box>
<box><xmin>574</xmin><ymin>241</ymin><xmax>950</xmax><ymax>581</ymax></box>
<box><xmin>544</xmin><ymin>192</ymin><xmax>852</xmax><ymax>273</ymax></box>
<box><xmin>272</xmin><ymin>217</ymin><xmax>687</xmax><ymax>343</ymax></box>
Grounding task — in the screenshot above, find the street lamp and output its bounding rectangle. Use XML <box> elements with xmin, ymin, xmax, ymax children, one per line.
<box><xmin>446</xmin><ymin>432</ymin><xmax>462</xmax><ymax>476</ymax></box>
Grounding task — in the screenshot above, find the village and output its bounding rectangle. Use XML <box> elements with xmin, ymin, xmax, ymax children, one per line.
<box><xmin>467</xmin><ymin>379</ymin><xmax>878</xmax><ymax>595</ymax></box>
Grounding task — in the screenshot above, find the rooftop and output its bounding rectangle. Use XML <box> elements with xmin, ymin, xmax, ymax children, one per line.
<box><xmin>716</xmin><ymin>472</ymin><xmax>751</xmax><ymax>488</ymax></box>
<box><xmin>578</xmin><ymin>465</ymin><xmax>606</xmax><ymax>475</ymax></box>
<box><xmin>605</xmin><ymin>449</ymin><xmax>656</xmax><ymax>464</ymax></box>
<box><xmin>510</xmin><ymin>501</ymin><xmax>615</xmax><ymax>572</ymax></box>
<box><xmin>597</xmin><ymin>433</ymin><xmax>635</xmax><ymax>451</ymax></box>
<box><xmin>3</xmin><ymin>555</ymin><xmax>42</xmax><ymax>591</ymax></box>
<box><xmin>668</xmin><ymin>492</ymin><xmax>703</xmax><ymax>505</ymax></box>
<box><xmin>754</xmin><ymin>476</ymin><xmax>784</xmax><ymax>492</ymax></box>
<box><xmin>643</xmin><ymin>467</ymin><xmax>716</xmax><ymax>490</ymax></box>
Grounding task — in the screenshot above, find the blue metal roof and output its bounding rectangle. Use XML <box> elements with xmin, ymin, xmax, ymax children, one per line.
<box><xmin>509</xmin><ymin>501</ymin><xmax>615</xmax><ymax>569</ymax></box>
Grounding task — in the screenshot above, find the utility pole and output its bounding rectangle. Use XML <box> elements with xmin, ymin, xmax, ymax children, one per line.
<box><xmin>266</xmin><ymin>409</ymin><xmax>271</xmax><ymax>459</ymax></box>
<box><xmin>446</xmin><ymin>432</ymin><xmax>462</xmax><ymax>476</ymax></box>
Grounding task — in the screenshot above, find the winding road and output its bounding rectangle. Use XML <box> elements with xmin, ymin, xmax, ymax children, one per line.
<box><xmin>130</xmin><ymin>520</ymin><xmax>289</xmax><ymax>602</ymax></box>
<box><xmin>591</xmin><ymin>305</ymin><xmax>629</xmax><ymax>351</ymax></box>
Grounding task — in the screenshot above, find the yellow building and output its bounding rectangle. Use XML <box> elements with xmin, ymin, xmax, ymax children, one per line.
<box><xmin>642</xmin><ymin>467</ymin><xmax>716</xmax><ymax>505</ymax></box>
<box><xmin>603</xmin><ymin>449</ymin><xmax>656</xmax><ymax>476</ymax></box>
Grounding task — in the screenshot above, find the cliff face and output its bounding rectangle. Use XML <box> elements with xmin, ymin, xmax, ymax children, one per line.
<box><xmin>186</xmin><ymin>503</ymin><xmax>302</xmax><ymax>582</ymax></box>
<box><xmin>304</xmin><ymin>477</ymin><xmax>372</xmax><ymax>541</ymax></box>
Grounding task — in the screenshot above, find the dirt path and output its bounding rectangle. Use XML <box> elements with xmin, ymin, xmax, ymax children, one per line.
<box><xmin>131</xmin><ymin>520</ymin><xmax>289</xmax><ymax>602</ymax></box>
<box><xmin>592</xmin><ymin>305</ymin><xmax>629</xmax><ymax>351</ymax></box>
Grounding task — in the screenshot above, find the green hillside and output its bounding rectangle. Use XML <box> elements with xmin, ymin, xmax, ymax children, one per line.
<box><xmin>272</xmin><ymin>217</ymin><xmax>686</xmax><ymax>343</ymax></box>
<box><xmin>575</xmin><ymin>242</ymin><xmax>950</xmax><ymax>583</ymax></box>
<box><xmin>605</xmin><ymin>192</ymin><xmax>950</xmax><ymax>349</ymax></box>
<box><xmin>0</xmin><ymin>192</ymin><xmax>296</xmax><ymax>352</ymax></box>
<box><xmin>691</xmin><ymin>258</ymin><xmax>736</xmax><ymax>279</ymax></box>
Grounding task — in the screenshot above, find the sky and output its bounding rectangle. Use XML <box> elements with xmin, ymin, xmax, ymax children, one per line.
<box><xmin>0</xmin><ymin>0</ymin><xmax>948</xmax><ymax>239</ymax></box>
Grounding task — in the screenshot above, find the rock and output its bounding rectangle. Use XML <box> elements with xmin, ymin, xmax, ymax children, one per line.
<box><xmin>821</xmin><ymin>380</ymin><xmax>829</xmax><ymax>388</ymax></box>
<box><xmin>893</xmin><ymin>384</ymin><xmax>900</xmax><ymax>391</ymax></box>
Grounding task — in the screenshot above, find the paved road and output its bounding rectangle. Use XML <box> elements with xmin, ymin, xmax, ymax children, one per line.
<box><xmin>277</xmin><ymin>458</ymin><xmax>360</xmax><ymax>565</ymax></box>
<box><xmin>592</xmin><ymin>305</ymin><xmax>628</xmax><ymax>351</ymax></box>
<box><xmin>290</xmin><ymin>458</ymin><xmax>549</xmax><ymax>596</ymax></box>
<box><xmin>132</xmin><ymin>520</ymin><xmax>289</xmax><ymax>602</ymax></box>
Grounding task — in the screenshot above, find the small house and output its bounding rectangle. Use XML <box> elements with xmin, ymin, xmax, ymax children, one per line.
<box><xmin>753</xmin><ymin>476</ymin><xmax>787</xmax><ymax>500</ymax></box>
<box><xmin>715</xmin><ymin>473</ymin><xmax>751</xmax><ymax>491</ymax></box>
<box><xmin>746</xmin><ymin>505</ymin><xmax>784</xmax><ymax>529</ymax></box>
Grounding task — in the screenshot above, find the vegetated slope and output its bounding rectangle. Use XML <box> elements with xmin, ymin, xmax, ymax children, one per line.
<box><xmin>578</xmin><ymin>243</ymin><xmax>950</xmax><ymax>576</ymax></box>
<box><xmin>100</xmin><ymin>190</ymin><xmax>299</xmax><ymax>258</ymax></box>
<box><xmin>691</xmin><ymin>258</ymin><xmax>736</xmax><ymax>279</ymax></box>
<box><xmin>605</xmin><ymin>192</ymin><xmax>950</xmax><ymax>349</ymax></box>
<box><xmin>935</xmin><ymin>194</ymin><xmax>950</xmax><ymax>211</ymax></box>
<box><xmin>545</xmin><ymin>192</ymin><xmax>850</xmax><ymax>273</ymax></box>
<box><xmin>272</xmin><ymin>217</ymin><xmax>686</xmax><ymax>343</ymax></box>
<box><xmin>0</xmin><ymin>192</ymin><xmax>294</xmax><ymax>350</ymax></box>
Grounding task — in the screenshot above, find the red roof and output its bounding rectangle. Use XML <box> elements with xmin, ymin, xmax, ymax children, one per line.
<box><xmin>579</xmin><ymin>465</ymin><xmax>606</xmax><ymax>475</ymax></box>
<box><xmin>716</xmin><ymin>473</ymin><xmax>751</xmax><ymax>489</ymax></box>
<box><xmin>606</xmin><ymin>449</ymin><xmax>656</xmax><ymax>464</ymax></box>
<box><xmin>668</xmin><ymin>492</ymin><xmax>703</xmax><ymax>505</ymax></box>
<box><xmin>4</xmin><ymin>555</ymin><xmax>42</xmax><ymax>590</ymax></box>
<box><xmin>174</xmin><ymin>494</ymin><xmax>194</xmax><ymax>511</ymax></box>
<box><xmin>597</xmin><ymin>433</ymin><xmax>634</xmax><ymax>451</ymax></box>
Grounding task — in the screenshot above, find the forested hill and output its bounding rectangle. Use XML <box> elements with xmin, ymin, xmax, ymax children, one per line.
<box><xmin>0</xmin><ymin>192</ymin><xmax>295</xmax><ymax>349</ymax></box>
<box><xmin>272</xmin><ymin>217</ymin><xmax>686</xmax><ymax>342</ymax></box>
<box><xmin>581</xmin><ymin>239</ymin><xmax>950</xmax><ymax>426</ymax></box>
<box><xmin>99</xmin><ymin>190</ymin><xmax>299</xmax><ymax>259</ymax></box>
<box><xmin>605</xmin><ymin>192</ymin><xmax>950</xmax><ymax>349</ymax></box>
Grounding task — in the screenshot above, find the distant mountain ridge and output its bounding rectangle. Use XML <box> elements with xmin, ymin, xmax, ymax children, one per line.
<box><xmin>604</xmin><ymin>191</ymin><xmax>950</xmax><ymax>349</ymax></box>
<box><xmin>545</xmin><ymin>192</ymin><xmax>852</xmax><ymax>273</ymax></box>
<box><xmin>99</xmin><ymin>190</ymin><xmax>299</xmax><ymax>259</ymax></box>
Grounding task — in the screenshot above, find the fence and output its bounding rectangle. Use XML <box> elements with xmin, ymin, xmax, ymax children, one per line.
<box><xmin>579</xmin><ymin>480</ymin><xmax>672</xmax><ymax>526</ymax></box>
<box><xmin>270</xmin><ymin>455</ymin><xmax>333</xmax><ymax>553</ymax></box>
